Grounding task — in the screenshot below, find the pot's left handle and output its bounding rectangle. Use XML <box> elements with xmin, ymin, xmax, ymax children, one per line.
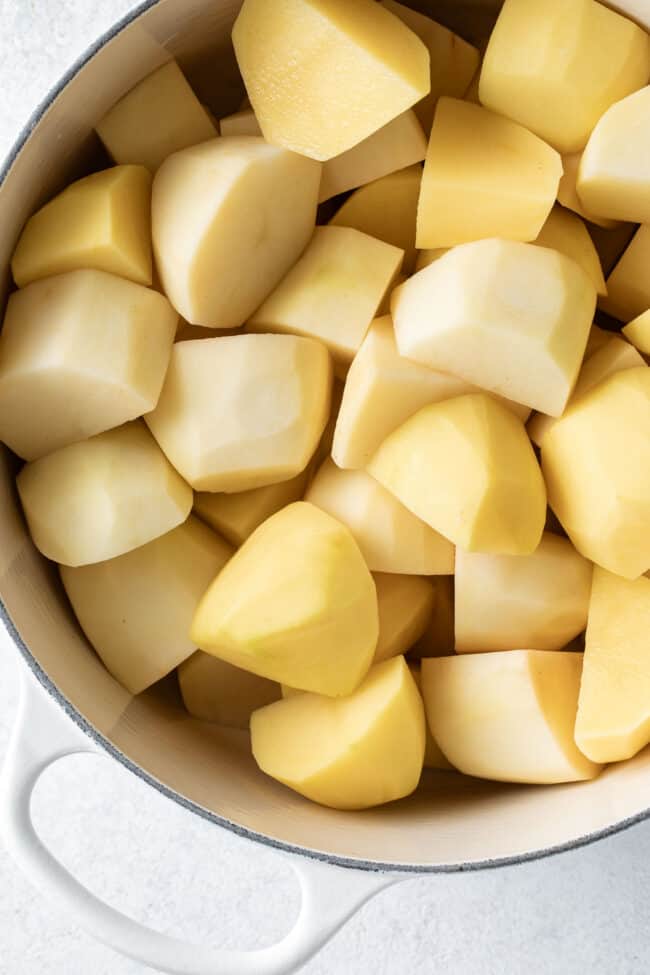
<box><xmin>0</xmin><ymin>664</ymin><xmax>400</xmax><ymax>975</ymax></box>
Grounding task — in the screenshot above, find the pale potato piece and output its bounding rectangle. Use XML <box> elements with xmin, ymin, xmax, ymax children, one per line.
<box><xmin>421</xmin><ymin>651</ymin><xmax>601</xmax><ymax>784</ymax></box>
<box><xmin>248</xmin><ymin>226</ymin><xmax>403</xmax><ymax>366</ymax></box>
<box><xmin>60</xmin><ymin>517</ymin><xmax>232</xmax><ymax>695</ymax></box>
<box><xmin>373</xmin><ymin>573</ymin><xmax>434</xmax><ymax>663</ymax></box>
<box><xmin>219</xmin><ymin>108</ymin><xmax>262</xmax><ymax>137</ymax></box>
<box><xmin>179</xmin><ymin>652</ymin><xmax>280</xmax><ymax>728</ymax></box>
<box><xmin>305</xmin><ymin>458</ymin><xmax>454</xmax><ymax>575</ymax></box>
<box><xmin>17</xmin><ymin>421</ymin><xmax>192</xmax><ymax>567</ymax></box>
<box><xmin>152</xmin><ymin>137</ymin><xmax>321</xmax><ymax>327</ymax></box>
<box><xmin>392</xmin><ymin>239</ymin><xmax>596</xmax><ymax>417</ymax></box>
<box><xmin>146</xmin><ymin>334</ymin><xmax>331</xmax><ymax>493</ymax></box>
<box><xmin>455</xmin><ymin>533</ymin><xmax>592</xmax><ymax>653</ymax></box>
<box><xmin>11</xmin><ymin>165</ymin><xmax>152</xmax><ymax>288</ymax></box>
<box><xmin>408</xmin><ymin>663</ymin><xmax>453</xmax><ymax>770</ymax></box>
<box><xmin>601</xmin><ymin>224</ymin><xmax>650</xmax><ymax>320</ymax></box>
<box><xmin>416</xmin><ymin>98</ymin><xmax>561</xmax><ymax>249</ymax></box>
<box><xmin>251</xmin><ymin>656</ymin><xmax>425</xmax><ymax>809</ymax></box>
<box><xmin>410</xmin><ymin>576</ymin><xmax>455</xmax><ymax>659</ymax></box>
<box><xmin>623</xmin><ymin>309</ymin><xmax>650</xmax><ymax>353</ymax></box>
<box><xmin>534</xmin><ymin>206</ymin><xmax>607</xmax><ymax>296</ymax></box>
<box><xmin>232</xmin><ymin>0</ymin><xmax>430</xmax><ymax>161</ymax></box>
<box><xmin>190</xmin><ymin>502</ymin><xmax>378</xmax><ymax>696</ymax></box>
<box><xmin>479</xmin><ymin>0</ymin><xmax>650</xmax><ymax>153</ymax></box>
<box><xmin>96</xmin><ymin>61</ymin><xmax>218</xmax><ymax>171</ymax></box>
<box><xmin>368</xmin><ymin>394</ymin><xmax>546</xmax><ymax>555</ymax></box>
<box><xmin>558</xmin><ymin>152</ymin><xmax>621</xmax><ymax>229</ymax></box>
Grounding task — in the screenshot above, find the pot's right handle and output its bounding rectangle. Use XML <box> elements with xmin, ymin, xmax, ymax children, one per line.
<box><xmin>0</xmin><ymin>665</ymin><xmax>401</xmax><ymax>975</ymax></box>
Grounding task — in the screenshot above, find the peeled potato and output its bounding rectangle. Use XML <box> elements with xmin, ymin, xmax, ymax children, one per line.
<box><xmin>558</xmin><ymin>152</ymin><xmax>621</xmax><ymax>229</ymax></box>
<box><xmin>179</xmin><ymin>652</ymin><xmax>280</xmax><ymax>729</ymax></box>
<box><xmin>408</xmin><ymin>663</ymin><xmax>453</xmax><ymax>770</ymax></box>
<box><xmin>623</xmin><ymin>310</ymin><xmax>650</xmax><ymax>353</ymax></box>
<box><xmin>534</xmin><ymin>206</ymin><xmax>607</xmax><ymax>297</ymax></box>
<box><xmin>601</xmin><ymin>225</ymin><xmax>650</xmax><ymax>321</ymax></box>
<box><xmin>410</xmin><ymin>576</ymin><xmax>455</xmax><ymax>659</ymax></box>
<box><xmin>373</xmin><ymin>573</ymin><xmax>434</xmax><ymax>663</ymax></box>
<box><xmin>219</xmin><ymin>108</ymin><xmax>262</xmax><ymax>137</ymax></box>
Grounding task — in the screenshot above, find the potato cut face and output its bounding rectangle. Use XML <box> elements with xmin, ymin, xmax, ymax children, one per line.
<box><xmin>623</xmin><ymin>310</ymin><xmax>650</xmax><ymax>354</ymax></box>
<box><xmin>373</xmin><ymin>573</ymin><xmax>434</xmax><ymax>663</ymax></box>
<box><xmin>408</xmin><ymin>662</ymin><xmax>453</xmax><ymax>770</ymax></box>
<box><xmin>558</xmin><ymin>152</ymin><xmax>621</xmax><ymax>229</ymax></box>
<box><xmin>601</xmin><ymin>225</ymin><xmax>650</xmax><ymax>321</ymax></box>
<box><xmin>534</xmin><ymin>206</ymin><xmax>606</xmax><ymax>296</ymax></box>
<box><xmin>179</xmin><ymin>652</ymin><xmax>280</xmax><ymax>729</ymax></box>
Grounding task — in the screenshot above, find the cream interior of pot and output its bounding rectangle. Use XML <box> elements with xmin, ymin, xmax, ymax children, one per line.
<box><xmin>2</xmin><ymin>0</ymin><xmax>650</xmax><ymax>870</ymax></box>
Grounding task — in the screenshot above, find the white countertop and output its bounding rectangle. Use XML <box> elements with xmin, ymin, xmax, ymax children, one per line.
<box><xmin>1</xmin><ymin>3</ymin><xmax>650</xmax><ymax>972</ymax></box>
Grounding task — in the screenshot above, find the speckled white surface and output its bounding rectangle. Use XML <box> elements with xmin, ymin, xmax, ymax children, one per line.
<box><xmin>1</xmin><ymin>3</ymin><xmax>650</xmax><ymax>973</ymax></box>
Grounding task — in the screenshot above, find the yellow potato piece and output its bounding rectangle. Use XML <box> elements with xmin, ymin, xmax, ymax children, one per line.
<box><xmin>601</xmin><ymin>224</ymin><xmax>650</xmax><ymax>321</ymax></box>
<box><xmin>416</xmin><ymin>98</ymin><xmax>561</xmax><ymax>249</ymax></box>
<box><xmin>146</xmin><ymin>334</ymin><xmax>331</xmax><ymax>493</ymax></box>
<box><xmin>455</xmin><ymin>533</ymin><xmax>593</xmax><ymax>654</ymax></box>
<box><xmin>479</xmin><ymin>0</ymin><xmax>650</xmax><ymax>154</ymax></box>
<box><xmin>408</xmin><ymin>663</ymin><xmax>453</xmax><ymax>771</ymax></box>
<box><xmin>179</xmin><ymin>652</ymin><xmax>280</xmax><ymax>729</ymax></box>
<box><xmin>248</xmin><ymin>226</ymin><xmax>403</xmax><ymax>366</ymax></box>
<box><xmin>372</xmin><ymin>573</ymin><xmax>434</xmax><ymax>663</ymax></box>
<box><xmin>305</xmin><ymin>458</ymin><xmax>454</xmax><ymax>575</ymax></box>
<box><xmin>576</xmin><ymin>568</ymin><xmax>650</xmax><ymax>763</ymax></box>
<box><xmin>251</xmin><ymin>656</ymin><xmax>425</xmax><ymax>809</ymax></box>
<box><xmin>152</xmin><ymin>137</ymin><xmax>321</xmax><ymax>328</ymax></box>
<box><xmin>623</xmin><ymin>309</ymin><xmax>650</xmax><ymax>353</ymax></box>
<box><xmin>231</xmin><ymin>0</ymin><xmax>430</xmax><ymax>161</ymax></box>
<box><xmin>368</xmin><ymin>394</ymin><xmax>546</xmax><ymax>555</ymax></box>
<box><xmin>0</xmin><ymin>270</ymin><xmax>177</xmax><ymax>461</ymax></box>
<box><xmin>11</xmin><ymin>165</ymin><xmax>152</xmax><ymax>288</ymax></box>
<box><xmin>542</xmin><ymin>367</ymin><xmax>650</xmax><ymax>578</ymax></box>
<box><xmin>558</xmin><ymin>152</ymin><xmax>621</xmax><ymax>229</ymax></box>
<box><xmin>421</xmin><ymin>651</ymin><xmax>601</xmax><ymax>784</ymax></box>
<box><xmin>410</xmin><ymin>576</ymin><xmax>455</xmax><ymax>659</ymax></box>
<box><xmin>218</xmin><ymin>108</ymin><xmax>262</xmax><ymax>137</ymax></box>
<box><xmin>190</xmin><ymin>502</ymin><xmax>378</xmax><ymax>696</ymax></box>
<box><xmin>60</xmin><ymin>517</ymin><xmax>232</xmax><ymax>695</ymax></box>
<box><xmin>392</xmin><ymin>239</ymin><xmax>596</xmax><ymax>417</ymax></box>
<box><xmin>95</xmin><ymin>61</ymin><xmax>218</xmax><ymax>171</ymax></box>
<box><xmin>17</xmin><ymin>421</ymin><xmax>192</xmax><ymax>567</ymax></box>
<box><xmin>534</xmin><ymin>206</ymin><xmax>606</xmax><ymax>297</ymax></box>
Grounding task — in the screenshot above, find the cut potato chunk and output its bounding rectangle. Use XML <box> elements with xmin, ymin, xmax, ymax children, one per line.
<box><xmin>95</xmin><ymin>61</ymin><xmax>218</xmax><ymax>171</ymax></box>
<box><xmin>17</xmin><ymin>421</ymin><xmax>192</xmax><ymax>567</ymax></box>
<box><xmin>305</xmin><ymin>458</ymin><xmax>454</xmax><ymax>574</ymax></box>
<box><xmin>232</xmin><ymin>0</ymin><xmax>430</xmax><ymax>161</ymax></box>
<box><xmin>623</xmin><ymin>309</ymin><xmax>650</xmax><ymax>353</ymax></box>
<box><xmin>179</xmin><ymin>652</ymin><xmax>280</xmax><ymax>728</ymax></box>
<box><xmin>373</xmin><ymin>573</ymin><xmax>434</xmax><ymax>663</ymax></box>
<box><xmin>410</xmin><ymin>576</ymin><xmax>455</xmax><ymax>659</ymax></box>
<box><xmin>152</xmin><ymin>137</ymin><xmax>321</xmax><ymax>328</ymax></box>
<box><xmin>146</xmin><ymin>334</ymin><xmax>331</xmax><ymax>493</ymax></box>
<box><xmin>455</xmin><ymin>533</ymin><xmax>592</xmax><ymax>653</ymax></box>
<box><xmin>11</xmin><ymin>165</ymin><xmax>152</xmax><ymax>288</ymax></box>
<box><xmin>251</xmin><ymin>656</ymin><xmax>425</xmax><ymax>809</ymax></box>
<box><xmin>601</xmin><ymin>224</ymin><xmax>650</xmax><ymax>321</ymax></box>
<box><xmin>415</xmin><ymin>248</ymin><xmax>448</xmax><ymax>271</ymax></box>
<box><xmin>219</xmin><ymin>108</ymin><xmax>262</xmax><ymax>137</ymax></box>
<box><xmin>479</xmin><ymin>0</ymin><xmax>650</xmax><ymax>153</ymax></box>
<box><xmin>534</xmin><ymin>206</ymin><xmax>606</xmax><ymax>296</ymax></box>
<box><xmin>393</xmin><ymin>239</ymin><xmax>596</xmax><ymax>417</ymax></box>
<box><xmin>409</xmin><ymin>663</ymin><xmax>453</xmax><ymax>770</ymax></box>
<box><xmin>190</xmin><ymin>502</ymin><xmax>378</xmax><ymax>696</ymax></box>
<box><xmin>421</xmin><ymin>651</ymin><xmax>601</xmax><ymax>784</ymax></box>
<box><xmin>0</xmin><ymin>270</ymin><xmax>177</xmax><ymax>461</ymax></box>
<box><xmin>558</xmin><ymin>152</ymin><xmax>620</xmax><ymax>229</ymax></box>
<box><xmin>542</xmin><ymin>367</ymin><xmax>650</xmax><ymax>578</ymax></box>
<box><xmin>60</xmin><ymin>517</ymin><xmax>232</xmax><ymax>694</ymax></box>
<box><xmin>416</xmin><ymin>98</ymin><xmax>561</xmax><ymax>249</ymax></box>
<box><xmin>368</xmin><ymin>394</ymin><xmax>546</xmax><ymax>555</ymax></box>
<box><xmin>248</xmin><ymin>226</ymin><xmax>403</xmax><ymax>366</ymax></box>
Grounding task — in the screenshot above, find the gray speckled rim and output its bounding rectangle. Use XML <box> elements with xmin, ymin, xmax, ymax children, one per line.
<box><xmin>2</xmin><ymin>0</ymin><xmax>649</xmax><ymax>877</ymax></box>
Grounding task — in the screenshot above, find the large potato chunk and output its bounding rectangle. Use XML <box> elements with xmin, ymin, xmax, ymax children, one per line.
<box><xmin>179</xmin><ymin>653</ymin><xmax>280</xmax><ymax>729</ymax></box>
<box><xmin>422</xmin><ymin>651</ymin><xmax>601</xmax><ymax>784</ymax></box>
<box><xmin>17</xmin><ymin>422</ymin><xmax>192</xmax><ymax>566</ymax></box>
<box><xmin>251</xmin><ymin>656</ymin><xmax>425</xmax><ymax>809</ymax></box>
<box><xmin>146</xmin><ymin>334</ymin><xmax>331</xmax><ymax>493</ymax></box>
<box><xmin>60</xmin><ymin>517</ymin><xmax>232</xmax><ymax>694</ymax></box>
<box><xmin>416</xmin><ymin>98</ymin><xmax>561</xmax><ymax>249</ymax></box>
<box><xmin>0</xmin><ymin>270</ymin><xmax>177</xmax><ymax>461</ymax></box>
<box><xmin>601</xmin><ymin>224</ymin><xmax>650</xmax><ymax>321</ymax></box>
<box><xmin>534</xmin><ymin>206</ymin><xmax>606</xmax><ymax>297</ymax></box>
<box><xmin>479</xmin><ymin>0</ymin><xmax>650</xmax><ymax>153</ymax></box>
<box><xmin>11</xmin><ymin>165</ymin><xmax>152</xmax><ymax>288</ymax></box>
<box><xmin>368</xmin><ymin>394</ymin><xmax>546</xmax><ymax>555</ymax></box>
<box><xmin>152</xmin><ymin>138</ymin><xmax>321</xmax><ymax>327</ymax></box>
<box><xmin>231</xmin><ymin>0</ymin><xmax>430</xmax><ymax>161</ymax></box>
<box><xmin>305</xmin><ymin>458</ymin><xmax>454</xmax><ymax>574</ymax></box>
<box><xmin>558</xmin><ymin>152</ymin><xmax>620</xmax><ymax>229</ymax></box>
<box><xmin>373</xmin><ymin>573</ymin><xmax>434</xmax><ymax>663</ymax></box>
<box><xmin>190</xmin><ymin>502</ymin><xmax>378</xmax><ymax>696</ymax></box>
<box><xmin>392</xmin><ymin>239</ymin><xmax>596</xmax><ymax>417</ymax></box>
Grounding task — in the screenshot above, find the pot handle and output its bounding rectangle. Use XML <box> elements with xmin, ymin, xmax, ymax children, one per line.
<box><xmin>0</xmin><ymin>664</ymin><xmax>399</xmax><ymax>975</ymax></box>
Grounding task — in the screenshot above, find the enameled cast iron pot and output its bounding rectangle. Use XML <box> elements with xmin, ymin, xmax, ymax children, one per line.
<box><xmin>2</xmin><ymin>2</ymin><xmax>650</xmax><ymax>972</ymax></box>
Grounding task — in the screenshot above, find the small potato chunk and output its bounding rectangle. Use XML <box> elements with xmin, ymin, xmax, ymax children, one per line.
<box><xmin>534</xmin><ymin>206</ymin><xmax>606</xmax><ymax>297</ymax></box>
<box><xmin>152</xmin><ymin>137</ymin><xmax>321</xmax><ymax>328</ymax></box>
<box><xmin>218</xmin><ymin>109</ymin><xmax>262</xmax><ymax>137</ymax></box>
<box><xmin>558</xmin><ymin>152</ymin><xmax>621</xmax><ymax>229</ymax></box>
<box><xmin>179</xmin><ymin>652</ymin><xmax>280</xmax><ymax>728</ymax></box>
<box><xmin>601</xmin><ymin>225</ymin><xmax>650</xmax><ymax>321</ymax></box>
<box><xmin>623</xmin><ymin>309</ymin><xmax>650</xmax><ymax>353</ymax></box>
<box><xmin>373</xmin><ymin>573</ymin><xmax>434</xmax><ymax>663</ymax></box>
<box><xmin>190</xmin><ymin>502</ymin><xmax>378</xmax><ymax>696</ymax></box>
<box><xmin>416</xmin><ymin>98</ymin><xmax>561</xmax><ymax>249</ymax></box>
<box><xmin>11</xmin><ymin>165</ymin><xmax>152</xmax><ymax>288</ymax></box>
<box><xmin>479</xmin><ymin>0</ymin><xmax>650</xmax><ymax>154</ymax></box>
<box><xmin>60</xmin><ymin>517</ymin><xmax>231</xmax><ymax>694</ymax></box>
<box><xmin>392</xmin><ymin>239</ymin><xmax>596</xmax><ymax>417</ymax></box>
<box><xmin>409</xmin><ymin>663</ymin><xmax>453</xmax><ymax>770</ymax></box>
<box><xmin>248</xmin><ymin>227</ymin><xmax>403</xmax><ymax>367</ymax></box>
<box><xmin>17</xmin><ymin>421</ymin><xmax>192</xmax><ymax>566</ymax></box>
<box><xmin>305</xmin><ymin>458</ymin><xmax>454</xmax><ymax>575</ymax></box>
<box><xmin>146</xmin><ymin>334</ymin><xmax>331</xmax><ymax>493</ymax></box>
<box><xmin>368</xmin><ymin>394</ymin><xmax>546</xmax><ymax>555</ymax></box>
<box><xmin>232</xmin><ymin>0</ymin><xmax>430</xmax><ymax>161</ymax></box>
<box><xmin>95</xmin><ymin>61</ymin><xmax>218</xmax><ymax>171</ymax></box>
<box><xmin>251</xmin><ymin>656</ymin><xmax>425</xmax><ymax>809</ymax></box>
<box><xmin>421</xmin><ymin>651</ymin><xmax>601</xmax><ymax>784</ymax></box>
<box><xmin>410</xmin><ymin>576</ymin><xmax>455</xmax><ymax>659</ymax></box>
<box><xmin>455</xmin><ymin>533</ymin><xmax>593</xmax><ymax>653</ymax></box>
<box><xmin>0</xmin><ymin>270</ymin><xmax>177</xmax><ymax>461</ymax></box>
